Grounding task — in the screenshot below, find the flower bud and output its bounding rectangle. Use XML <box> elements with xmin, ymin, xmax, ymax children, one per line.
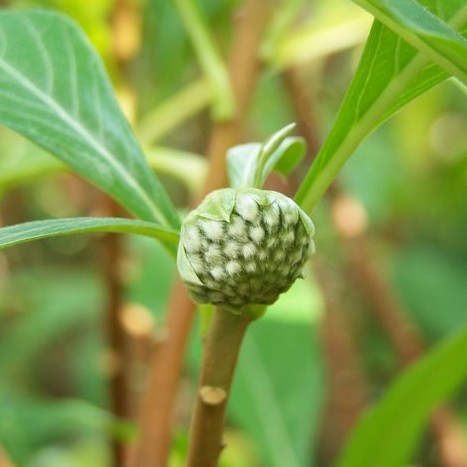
<box><xmin>177</xmin><ymin>188</ymin><xmax>315</xmax><ymax>310</ymax></box>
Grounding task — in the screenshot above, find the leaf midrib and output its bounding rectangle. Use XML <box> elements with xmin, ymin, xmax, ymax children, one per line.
<box><xmin>355</xmin><ymin>0</ymin><xmax>467</xmax><ymax>82</ymax></box>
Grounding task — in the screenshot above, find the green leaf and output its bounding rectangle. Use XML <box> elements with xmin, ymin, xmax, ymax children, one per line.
<box><xmin>0</xmin><ymin>136</ymin><xmax>206</xmax><ymax>198</ymax></box>
<box><xmin>353</xmin><ymin>0</ymin><xmax>467</xmax><ymax>83</ymax></box>
<box><xmin>267</xmin><ymin>137</ymin><xmax>306</xmax><ymax>176</ymax></box>
<box><xmin>0</xmin><ymin>10</ymin><xmax>180</xmax><ymax>228</ymax></box>
<box><xmin>0</xmin><ymin>217</ymin><xmax>179</xmax><ymax>256</ymax></box>
<box><xmin>268</xmin><ymin>1</ymin><xmax>372</xmax><ymax>70</ymax></box>
<box><xmin>227</xmin><ymin>124</ymin><xmax>306</xmax><ymax>189</ymax></box>
<box><xmin>336</xmin><ymin>326</ymin><xmax>467</xmax><ymax>467</ymax></box>
<box><xmin>295</xmin><ymin>1</ymin><xmax>467</xmax><ymax>214</ymax></box>
<box><xmin>173</xmin><ymin>0</ymin><xmax>234</xmax><ymax>120</ymax></box>
<box><xmin>227</xmin><ymin>143</ymin><xmax>261</xmax><ymax>189</ymax></box>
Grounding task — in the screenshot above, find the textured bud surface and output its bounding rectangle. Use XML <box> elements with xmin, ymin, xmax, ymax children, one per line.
<box><xmin>177</xmin><ymin>188</ymin><xmax>315</xmax><ymax>309</ymax></box>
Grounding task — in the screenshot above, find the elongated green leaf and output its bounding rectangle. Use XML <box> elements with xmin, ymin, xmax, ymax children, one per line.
<box><xmin>353</xmin><ymin>0</ymin><xmax>467</xmax><ymax>83</ymax></box>
<box><xmin>0</xmin><ymin>11</ymin><xmax>180</xmax><ymax>228</ymax></box>
<box><xmin>227</xmin><ymin>143</ymin><xmax>260</xmax><ymax>188</ymax></box>
<box><xmin>268</xmin><ymin>2</ymin><xmax>372</xmax><ymax>70</ymax></box>
<box><xmin>295</xmin><ymin>1</ymin><xmax>467</xmax><ymax>213</ymax></box>
<box><xmin>227</xmin><ymin>124</ymin><xmax>306</xmax><ymax>189</ymax></box>
<box><xmin>336</xmin><ymin>326</ymin><xmax>467</xmax><ymax>467</ymax></box>
<box><xmin>0</xmin><ymin>218</ymin><xmax>179</xmax><ymax>256</ymax></box>
<box><xmin>267</xmin><ymin>137</ymin><xmax>306</xmax><ymax>176</ymax></box>
<box><xmin>173</xmin><ymin>0</ymin><xmax>234</xmax><ymax>120</ymax></box>
<box><xmin>0</xmin><ymin>137</ymin><xmax>205</xmax><ymax>197</ymax></box>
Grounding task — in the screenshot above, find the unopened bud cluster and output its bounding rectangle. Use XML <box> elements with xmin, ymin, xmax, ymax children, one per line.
<box><xmin>177</xmin><ymin>188</ymin><xmax>315</xmax><ymax>310</ymax></box>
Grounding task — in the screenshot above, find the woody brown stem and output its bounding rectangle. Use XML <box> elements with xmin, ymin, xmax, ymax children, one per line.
<box><xmin>98</xmin><ymin>195</ymin><xmax>129</xmax><ymax>466</ymax></box>
<box><xmin>187</xmin><ymin>308</ymin><xmax>252</xmax><ymax>467</ymax></box>
<box><xmin>312</xmin><ymin>258</ymin><xmax>368</xmax><ymax>465</ymax></box>
<box><xmin>104</xmin><ymin>1</ymin><xmax>142</xmax><ymax>464</ymax></box>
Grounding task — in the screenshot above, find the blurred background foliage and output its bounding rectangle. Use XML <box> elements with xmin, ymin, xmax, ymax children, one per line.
<box><xmin>0</xmin><ymin>0</ymin><xmax>466</xmax><ymax>466</ymax></box>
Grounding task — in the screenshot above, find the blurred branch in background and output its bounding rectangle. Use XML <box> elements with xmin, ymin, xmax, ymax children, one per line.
<box><xmin>0</xmin><ymin>445</ymin><xmax>15</xmax><ymax>467</ymax></box>
<box><xmin>127</xmin><ymin>1</ymin><xmax>269</xmax><ymax>466</ymax></box>
<box><xmin>311</xmin><ymin>257</ymin><xmax>368</xmax><ymax>466</ymax></box>
<box><xmin>97</xmin><ymin>196</ymin><xmax>128</xmax><ymax>467</ymax></box>
<box><xmin>98</xmin><ymin>0</ymin><xmax>144</xmax><ymax>465</ymax></box>
<box><xmin>284</xmin><ymin>65</ymin><xmax>467</xmax><ymax>466</ymax></box>
<box><xmin>335</xmin><ymin>204</ymin><xmax>467</xmax><ymax>467</ymax></box>
<box><xmin>200</xmin><ymin>0</ymin><xmax>269</xmax><ymax>196</ymax></box>
<box><xmin>281</xmin><ymin>69</ymin><xmax>369</xmax><ymax>465</ymax></box>
<box><xmin>137</xmin><ymin>78</ymin><xmax>211</xmax><ymax>145</ymax></box>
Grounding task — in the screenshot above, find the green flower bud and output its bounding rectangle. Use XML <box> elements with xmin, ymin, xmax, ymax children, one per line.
<box><xmin>177</xmin><ymin>188</ymin><xmax>315</xmax><ymax>310</ymax></box>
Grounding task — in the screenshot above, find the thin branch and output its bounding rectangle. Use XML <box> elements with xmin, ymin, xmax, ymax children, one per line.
<box><xmin>127</xmin><ymin>3</ymin><xmax>269</xmax><ymax>466</ymax></box>
<box><xmin>104</xmin><ymin>1</ymin><xmax>142</xmax><ymax>464</ymax></box>
<box><xmin>99</xmin><ymin>208</ymin><xmax>128</xmax><ymax>466</ymax></box>
<box><xmin>201</xmin><ymin>0</ymin><xmax>269</xmax><ymax>196</ymax></box>
<box><xmin>127</xmin><ymin>278</ymin><xmax>195</xmax><ymax>467</ymax></box>
<box><xmin>187</xmin><ymin>308</ymin><xmax>252</xmax><ymax>467</ymax></box>
<box><xmin>312</xmin><ymin>257</ymin><xmax>368</xmax><ymax>466</ymax></box>
<box><xmin>343</xmin><ymin>235</ymin><xmax>424</xmax><ymax>363</ymax></box>
<box><xmin>341</xmin><ymin>230</ymin><xmax>467</xmax><ymax>467</ymax></box>
<box><xmin>283</xmin><ymin>68</ymin><xmax>369</xmax><ymax>466</ymax></box>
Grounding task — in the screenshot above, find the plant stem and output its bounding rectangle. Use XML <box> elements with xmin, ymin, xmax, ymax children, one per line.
<box><xmin>127</xmin><ymin>278</ymin><xmax>196</xmax><ymax>467</ymax></box>
<box><xmin>99</xmin><ymin>196</ymin><xmax>128</xmax><ymax>467</ymax></box>
<box><xmin>106</xmin><ymin>2</ymin><xmax>141</xmax><ymax>463</ymax></box>
<box><xmin>312</xmin><ymin>258</ymin><xmax>368</xmax><ymax>466</ymax></box>
<box><xmin>187</xmin><ymin>307</ymin><xmax>252</xmax><ymax>467</ymax></box>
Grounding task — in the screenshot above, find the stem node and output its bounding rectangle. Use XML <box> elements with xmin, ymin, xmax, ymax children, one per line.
<box><xmin>200</xmin><ymin>386</ymin><xmax>228</xmax><ymax>406</ymax></box>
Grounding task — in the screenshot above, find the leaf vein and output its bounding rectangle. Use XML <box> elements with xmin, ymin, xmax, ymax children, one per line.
<box><xmin>62</xmin><ymin>26</ymin><xmax>79</xmax><ymax>118</ymax></box>
<box><xmin>22</xmin><ymin>17</ymin><xmax>54</xmax><ymax>95</ymax></box>
<box><xmin>0</xmin><ymin>57</ymin><xmax>164</xmax><ymax>225</ymax></box>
